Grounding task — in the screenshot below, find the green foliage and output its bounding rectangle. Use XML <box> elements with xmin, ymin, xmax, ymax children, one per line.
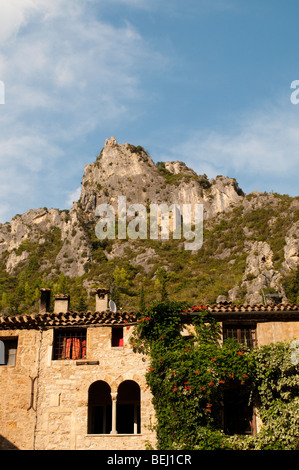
<box><xmin>130</xmin><ymin>301</ymin><xmax>253</xmax><ymax>449</ymax></box>
<box><xmin>110</xmin><ymin>264</ymin><xmax>138</xmax><ymax>308</ymax></box>
<box><xmin>0</xmin><ymin>192</ymin><xmax>298</xmax><ymax>313</ymax></box>
<box><xmin>230</xmin><ymin>341</ymin><xmax>299</xmax><ymax>450</ymax></box>
<box><xmin>127</xmin><ymin>144</ymin><xmax>147</xmax><ymax>156</ymax></box>
<box><xmin>139</xmin><ymin>282</ymin><xmax>146</xmax><ymax>312</ymax></box>
<box><xmin>284</xmin><ymin>265</ymin><xmax>299</xmax><ymax>303</ymax></box>
<box><xmin>155</xmin><ymin>267</ymin><xmax>169</xmax><ymax>301</ymax></box>
<box><xmin>130</xmin><ymin>301</ymin><xmax>299</xmax><ymax>450</ymax></box>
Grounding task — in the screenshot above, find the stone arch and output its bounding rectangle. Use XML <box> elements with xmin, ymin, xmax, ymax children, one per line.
<box><xmin>87</xmin><ymin>380</ymin><xmax>112</xmax><ymax>434</ymax></box>
<box><xmin>110</xmin><ymin>379</ymin><xmax>122</xmax><ymax>394</ymax></box>
<box><xmin>117</xmin><ymin>380</ymin><xmax>141</xmax><ymax>434</ymax></box>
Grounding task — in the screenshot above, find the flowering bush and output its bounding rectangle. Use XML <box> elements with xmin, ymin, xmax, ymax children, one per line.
<box><xmin>130</xmin><ymin>301</ymin><xmax>299</xmax><ymax>450</ymax></box>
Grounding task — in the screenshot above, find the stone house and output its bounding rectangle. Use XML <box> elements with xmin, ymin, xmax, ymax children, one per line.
<box><xmin>0</xmin><ymin>290</ymin><xmax>298</xmax><ymax>450</ymax></box>
<box><xmin>0</xmin><ymin>288</ymin><xmax>155</xmax><ymax>450</ymax></box>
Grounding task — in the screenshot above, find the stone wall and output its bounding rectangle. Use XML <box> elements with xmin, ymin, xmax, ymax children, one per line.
<box><xmin>1</xmin><ymin>316</ymin><xmax>298</xmax><ymax>450</ymax></box>
<box><xmin>0</xmin><ymin>329</ymin><xmax>40</xmax><ymax>449</ymax></box>
<box><xmin>0</xmin><ymin>325</ymin><xmax>156</xmax><ymax>450</ymax></box>
<box><xmin>257</xmin><ymin>320</ymin><xmax>299</xmax><ymax>346</ymax></box>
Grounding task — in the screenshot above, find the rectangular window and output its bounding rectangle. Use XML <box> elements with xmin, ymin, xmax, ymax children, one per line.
<box><xmin>223</xmin><ymin>324</ymin><xmax>256</xmax><ymax>349</ymax></box>
<box><xmin>223</xmin><ymin>387</ymin><xmax>255</xmax><ymax>435</ymax></box>
<box><xmin>52</xmin><ymin>329</ymin><xmax>86</xmax><ymax>360</ymax></box>
<box><xmin>111</xmin><ymin>328</ymin><xmax>124</xmax><ymax>347</ymax></box>
<box><xmin>0</xmin><ymin>338</ymin><xmax>18</xmax><ymax>366</ymax></box>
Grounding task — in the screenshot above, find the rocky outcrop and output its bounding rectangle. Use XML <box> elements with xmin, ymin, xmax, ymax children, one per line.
<box><xmin>79</xmin><ymin>143</ymin><xmax>244</xmax><ymax>220</ymax></box>
<box><xmin>0</xmin><ymin>139</ymin><xmax>297</xmax><ymax>308</ymax></box>
<box><xmin>0</xmin><ymin>206</ymin><xmax>90</xmax><ymax>277</ymax></box>
<box><xmin>228</xmin><ymin>241</ymin><xmax>288</xmax><ymax>305</ymax></box>
<box><xmin>283</xmin><ymin>221</ymin><xmax>299</xmax><ymax>271</ymax></box>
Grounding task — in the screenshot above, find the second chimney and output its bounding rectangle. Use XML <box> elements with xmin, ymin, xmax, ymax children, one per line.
<box><xmin>54</xmin><ymin>294</ymin><xmax>70</xmax><ymax>313</ymax></box>
<box><xmin>95</xmin><ymin>288</ymin><xmax>109</xmax><ymax>311</ymax></box>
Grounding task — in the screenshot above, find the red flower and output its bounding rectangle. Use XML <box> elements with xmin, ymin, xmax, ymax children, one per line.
<box><xmin>218</xmin><ymin>380</ymin><xmax>225</xmax><ymax>384</ymax></box>
<box><xmin>208</xmin><ymin>382</ymin><xmax>214</xmax><ymax>386</ymax></box>
<box><xmin>238</xmin><ymin>351</ymin><xmax>244</xmax><ymax>355</ymax></box>
<box><xmin>211</xmin><ymin>358</ymin><xmax>216</xmax><ymax>361</ymax></box>
<box><xmin>242</xmin><ymin>374</ymin><xmax>248</xmax><ymax>378</ymax></box>
<box><xmin>194</xmin><ymin>371</ymin><xmax>200</xmax><ymax>374</ymax></box>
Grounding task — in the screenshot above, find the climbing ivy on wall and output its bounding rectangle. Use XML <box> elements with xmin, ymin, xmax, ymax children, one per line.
<box><xmin>130</xmin><ymin>301</ymin><xmax>299</xmax><ymax>450</ymax></box>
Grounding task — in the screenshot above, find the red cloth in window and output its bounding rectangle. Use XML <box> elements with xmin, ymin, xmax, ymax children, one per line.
<box><xmin>65</xmin><ymin>338</ymin><xmax>72</xmax><ymax>359</ymax></box>
<box><xmin>81</xmin><ymin>340</ymin><xmax>86</xmax><ymax>358</ymax></box>
<box><xmin>72</xmin><ymin>338</ymin><xmax>81</xmax><ymax>360</ymax></box>
<box><xmin>65</xmin><ymin>337</ymin><xmax>82</xmax><ymax>359</ymax></box>
<box><xmin>119</xmin><ymin>338</ymin><xmax>123</xmax><ymax>347</ymax></box>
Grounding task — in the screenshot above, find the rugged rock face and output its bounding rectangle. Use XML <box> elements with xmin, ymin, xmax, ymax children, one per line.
<box><xmin>238</xmin><ymin>241</ymin><xmax>287</xmax><ymax>305</ymax></box>
<box><xmin>0</xmin><ymin>142</ymin><xmax>245</xmax><ymax>279</ymax></box>
<box><xmin>79</xmin><ymin>143</ymin><xmax>244</xmax><ymax>220</ymax></box>
<box><xmin>283</xmin><ymin>220</ymin><xmax>299</xmax><ymax>271</ymax></box>
<box><xmin>0</xmin><ymin>140</ymin><xmax>298</xmax><ymax>307</ymax></box>
<box><xmin>0</xmin><ymin>206</ymin><xmax>90</xmax><ymax>277</ymax></box>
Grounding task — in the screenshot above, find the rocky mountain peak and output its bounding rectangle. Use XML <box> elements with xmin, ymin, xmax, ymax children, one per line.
<box><xmin>79</xmin><ymin>140</ymin><xmax>244</xmax><ymax>219</ymax></box>
<box><xmin>0</xmin><ymin>139</ymin><xmax>297</xmax><ymax>313</ymax></box>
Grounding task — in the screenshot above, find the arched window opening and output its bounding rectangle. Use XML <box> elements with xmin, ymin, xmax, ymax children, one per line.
<box><xmin>88</xmin><ymin>381</ymin><xmax>112</xmax><ymax>434</ymax></box>
<box><xmin>117</xmin><ymin>380</ymin><xmax>141</xmax><ymax>434</ymax></box>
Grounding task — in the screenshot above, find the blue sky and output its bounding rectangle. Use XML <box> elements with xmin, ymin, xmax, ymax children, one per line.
<box><xmin>0</xmin><ymin>0</ymin><xmax>299</xmax><ymax>222</ymax></box>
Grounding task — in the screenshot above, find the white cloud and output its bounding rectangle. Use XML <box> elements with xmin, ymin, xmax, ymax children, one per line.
<box><xmin>65</xmin><ymin>187</ymin><xmax>81</xmax><ymax>208</ymax></box>
<box><xmin>0</xmin><ymin>0</ymin><xmax>164</xmax><ymax>222</ymax></box>
<box><xmin>0</xmin><ymin>0</ymin><xmax>95</xmax><ymax>41</ymax></box>
<box><xmin>65</xmin><ymin>186</ymin><xmax>82</xmax><ymax>209</ymax></box>
<box><xmin>162</xmin><ymin>100</ymin><xmax>299</xmax><ymax>196</ymax></box>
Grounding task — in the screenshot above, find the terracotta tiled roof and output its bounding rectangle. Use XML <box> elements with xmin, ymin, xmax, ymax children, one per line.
<box><xmin>187</xmin><ymin>303</ymin><xmax>299</xmax><ymax>321</ymax></box>
<box><xmin>0</xmin><ymin>310</ymin><xmax>137</xmax><ymax>330</ymax></box>
<box><xmin>0</xmin><ymin>303</ymin><xmax>298</xmax><ymax>329</ymax></box>
<box><xmin>208</xmin><ymin>302</ymin><xmax>299</xmax><ymax>313</ymax></box>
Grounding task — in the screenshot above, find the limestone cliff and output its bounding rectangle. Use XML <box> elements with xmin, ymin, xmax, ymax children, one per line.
<box><xmin>0</xmin><ymin>140</ymin><xmax>298</xmax><ymax>311</ymax></box>
<box><xmin>79</xmin><ymin>142</ymin><xmax>244</xmax><ymax>219</ymax></box>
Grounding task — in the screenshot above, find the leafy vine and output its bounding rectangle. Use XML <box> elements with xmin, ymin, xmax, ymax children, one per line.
<box><xmin>130</xmin><ymin>301</ymin><xmax>299</xmax><ymax>450</ymax></box>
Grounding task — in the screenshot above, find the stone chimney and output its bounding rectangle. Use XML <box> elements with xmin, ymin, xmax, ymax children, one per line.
<box><xmin>95</xmin><ymin>288</ymin><xmax>109</xmax><ymax>311</ymax></box>
<box><xmin>39</xmin><ymin>288</ymin><xmax>51</xmax><ymax>314</ymax></box>
<box><xmin>54</xmin><ymin>294</ymin><xmax>70</xmax><ymax>313</ymax></box>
